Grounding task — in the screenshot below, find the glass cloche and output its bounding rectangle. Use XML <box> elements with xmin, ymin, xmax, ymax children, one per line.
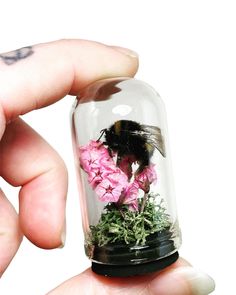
<box><xmin>71</xmin><ymin>77</ymin><xmax>181</xmax><ymax>276</ymax></box>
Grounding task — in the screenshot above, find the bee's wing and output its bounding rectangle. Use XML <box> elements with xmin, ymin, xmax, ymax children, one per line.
<box><xmin>131</xmin><ymin>125</ymin><xmax>166</xmax><ymax>157</ymax></box>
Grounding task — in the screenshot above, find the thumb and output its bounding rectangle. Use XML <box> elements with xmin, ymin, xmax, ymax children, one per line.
<box><xmin>46</xmin><ymin>258</ymin><xmax>215</xmax><ymax>295</ymax></box>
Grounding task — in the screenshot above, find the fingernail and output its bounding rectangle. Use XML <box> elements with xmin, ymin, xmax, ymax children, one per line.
<box><xmin>59</xmin><ymin>221</ymin><xmax>66</xmax><ymax>248</ymax></box>
<box><xmin>174</xmin><ymin>267</ymin><xmax>215</xmax><ymax>295</ymax></box>
<box><xmin>110</xmin><ymin>46</ymin><xmax>139</xmax><ymax>58</ymax></box>
<box><xmin>149</xmin><ymin>266</ymin><xmax>215</xmax><ymax>295</ymax></box>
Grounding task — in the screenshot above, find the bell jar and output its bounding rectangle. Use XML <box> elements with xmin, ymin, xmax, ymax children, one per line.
<box><xmin>71</xmin><ymin>77</ymin><xmax>182</xmax><ymax>276</ymax></box>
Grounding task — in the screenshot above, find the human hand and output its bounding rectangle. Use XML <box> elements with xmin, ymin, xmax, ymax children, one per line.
<box><xmin>47</xmin><ymin>258</ymin><xmax>214</xmax><ymax>295</ymax></box>
<box><xmin>0</xmin><ymin>39</ymin><xmax>215</xmax><ymax>294</ymax></box>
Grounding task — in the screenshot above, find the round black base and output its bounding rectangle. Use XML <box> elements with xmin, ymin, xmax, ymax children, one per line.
<box><xmin>92</xmin><ymin>251</ymin><xmax>179</xmax><ymax>277</ymax></box>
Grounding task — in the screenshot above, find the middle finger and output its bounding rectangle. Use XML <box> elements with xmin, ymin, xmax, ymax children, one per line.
<box><xmin>0</xmin><ymin>118</ymin><xmax>67</xmax><ymax>249</ymax></box>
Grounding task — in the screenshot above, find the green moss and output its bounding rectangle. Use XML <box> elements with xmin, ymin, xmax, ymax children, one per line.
<box><xmin>88</xmin><ymin>194</ymin><xmax>171</xmax><ymax>247</ymax></box>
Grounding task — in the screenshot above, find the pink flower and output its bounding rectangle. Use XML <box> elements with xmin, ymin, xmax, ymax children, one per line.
<box><xmin>128</xmin><ymin>202</ymin><xmax>139</xmax><ymax>212</ymax></box>
<box><xmin>79</xmin><ymin>140</ymin><xmax>110</xmax><ymax>173</ymax></box>
<box><xmin>95</xmin><ymin>178</ymin><xmax>125</xmax><ymax>202</ymax></box>
<box><xmin>123</xmin><ymin>181</ymin><xmax>139</xmax><ymax>211</ymax></box>
<box><xmin>135</xmin><ymin>164</ymin><xmax>157</xmax><ymax>192</ymax></box>
<box><xmin>95</xmin><ymin>167</ymin><xmax>128</xmax><ymax>202</ymax></box>
<box><xmin>107</xmin><ymin>169</ymin><xmax>128</xmax><ymax>187</ymax></box>
<box><xmin>80</xmin><ymin>140</ymin><xmax>106</xmax><ymax>153</ymax></box>
<box><xmin>79</xmin><ymin>150</ymin><xmax>100</xmax><ymax>172</ymax></box>
<box><xmin>88</xmin><ymin>168</ymin><xmax>109</xmax><ymax>188</ymax></box>
<box><xmin>99</xmin><ymin>157</ymin><xmax>116</xmax><ymax>171</ymax></box>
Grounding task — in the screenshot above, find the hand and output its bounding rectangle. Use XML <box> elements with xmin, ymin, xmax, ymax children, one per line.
<box><xmin>0</xmin><ymin>39</ymin><xmax>215</xmax><ymax>294</ymax></box>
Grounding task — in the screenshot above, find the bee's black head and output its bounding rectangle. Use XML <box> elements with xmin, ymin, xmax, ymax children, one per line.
<box><xmin>98</xmin><ymin>120</ymin><xmax>143</xmax><ymax>152</ymax></box>
<box><xmin>104</xmin><ymin>128</ymin><xmax>120</xmax><ymax>151</ymax></box>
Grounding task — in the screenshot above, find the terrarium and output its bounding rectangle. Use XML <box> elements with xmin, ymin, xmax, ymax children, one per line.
<box><xmin>71</xmin><ymin>78</ymin><xmax>181</xmax><ymax>276</ymax></box>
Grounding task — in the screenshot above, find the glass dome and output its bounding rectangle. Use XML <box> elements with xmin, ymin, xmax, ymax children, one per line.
<box><xmin>71</xmin><ymin>77</ymin><xmax>181</xmax><ymax>276</ymax></box>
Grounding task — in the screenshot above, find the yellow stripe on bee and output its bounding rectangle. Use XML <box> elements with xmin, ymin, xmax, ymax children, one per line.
<box><xmin>114</xmin><ymin>121</ymin><xmax>121</xmax><ymax>135</ymax></box>
<box><xmin>145</xmin><ymin>143</ymin><xmax>153</xmax><ymax>152</ymax></box>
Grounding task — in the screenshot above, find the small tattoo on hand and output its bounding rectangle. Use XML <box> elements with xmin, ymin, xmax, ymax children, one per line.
<box><xmin>0</xmin><ymin>46</ymin><xmax>34</xmax><ymax>65</ymax></box>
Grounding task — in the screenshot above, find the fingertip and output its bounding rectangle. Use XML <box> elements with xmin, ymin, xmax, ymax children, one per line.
<box><xmin>149</xmin><ymin>266</ymin><xmax>215</xmax><ymax>295</ymax></box>
<box><xmin>110</xmin><ymin>45</ymin><xmax>139</xmax><ymax>59</ymax></box>
<box><xmin>109</xmin><ymin>45</ymin><xmax>139</xmax><ymax>76</ymax></box>
<box><xmin>67</xmin><ymin>40</ymin><xmax>139</xmax><ymax>93</ymax></box>
<box><xmin>19</xmin><ymin>164</ymin><xmax>67</xmax><ymax>249</ymax></box>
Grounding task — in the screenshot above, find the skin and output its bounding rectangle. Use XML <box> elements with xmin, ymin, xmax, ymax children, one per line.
<box><xmin>0</xmin><ymin>39</ymin><xmax>192</xmax><ymax>294</ymax></box>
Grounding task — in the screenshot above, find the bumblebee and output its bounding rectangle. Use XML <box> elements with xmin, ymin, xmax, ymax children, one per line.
<box><xmin>98</xmin><ymin>120</ymin><xmax>166</xmax><ymax>175</ymax></box>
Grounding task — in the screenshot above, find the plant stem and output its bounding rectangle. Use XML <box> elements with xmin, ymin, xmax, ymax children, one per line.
<box><xmin>115</xmin><ymin>203</ymin><xmax>125</xmax><ymax>219</ymax></box>
<box><xmin>140</xmin><ymin>193</ymin><xmax>148</xmax><ymax>213</ymax></box>
<box><xmin>119</xmin><ymin>208</ymin><xmax>125</xmax><ymax>218</ymax></box>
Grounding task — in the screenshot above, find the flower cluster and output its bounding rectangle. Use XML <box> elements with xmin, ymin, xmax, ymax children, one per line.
<box><xmin>79</xmin><ymin>140</ymin><xmax>157</xmax><ymax>210</ymax></box>
<box><xmin>79</xmin><ymin>141</ymin><xmax>128</xmax><ymax>203</ymax></box>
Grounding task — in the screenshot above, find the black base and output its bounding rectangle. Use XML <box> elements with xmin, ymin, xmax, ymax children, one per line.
<box><xmin>92</xmin><ymin>251</ymin><xmax>179</xmax><ymax>277</ymax></box>
<box><xmin>91</xmin><ymin>229</ymin><xmax>175</xmax><ymax>265</ymax></box>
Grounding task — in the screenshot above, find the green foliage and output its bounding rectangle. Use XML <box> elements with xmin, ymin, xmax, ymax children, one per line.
<box><xmin>88</xmin><ymin>194</ymin><xmax>171</xmax><ymax>247</ymax></box>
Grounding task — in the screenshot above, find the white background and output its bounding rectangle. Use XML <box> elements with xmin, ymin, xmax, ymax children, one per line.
<box><xmin>0</xmin><ymin>1</ymin><xmax>235</xmax><ymax>294</ymax></box>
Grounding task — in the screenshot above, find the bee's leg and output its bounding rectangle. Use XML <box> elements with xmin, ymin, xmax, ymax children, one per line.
<box><xmin>97</xmin><ymin>128</ymin><xmax>106</xmax><ymax>141</ymax></box>
<box><xmin>116</xmin><ymin>153</ymin><xmax>122</xmax><ymax>166</ymax></box>
<box><xmin>136</xmin><ymin>158</ymin><xmax>149</xmax><ymax>175</ymax></box>
<box><xmin>118</xmin><ymin>156</ymin><xmax>133</xmax><ymax>179</ymax></box>
<box><xmin>108</xmin><ymin>146</ymin><xmax>113</xmax><ymax>158</ymax></box>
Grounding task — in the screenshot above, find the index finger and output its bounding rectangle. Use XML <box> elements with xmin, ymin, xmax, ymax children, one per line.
<box><xmin>0</xmin><ymin>39</ymin><xmax>138</xmax><ymax>262</ymax></box>
<box><xmin>0</xmin><ymin>39</ymin><xmax>138</xmax><ymax>129</ymax></box>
